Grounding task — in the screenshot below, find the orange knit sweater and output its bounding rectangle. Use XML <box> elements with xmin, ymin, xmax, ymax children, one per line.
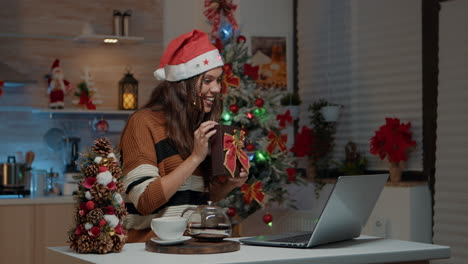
<box><xmin>120</xmin><ymin>109</ymin><xmax>208</xmax><ymax>242</ymax></box>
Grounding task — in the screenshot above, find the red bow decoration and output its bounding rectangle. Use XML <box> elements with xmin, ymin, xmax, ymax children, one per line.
<box><xmin>277</xmin><ymin>109</ymin><xmax>293</xmax><ymax>128</ymax></box>
<box><xmin>241</xmin><ymin>181</ymin><xmax>265</xmax><ymax>205</ymax></box>
<box><xmin>223</xmin><ymin>131</ymin><xmax>250</xmax><ymax>178</ymax></box>
<box><xmin>244</xmin><ymin>63</ymin><xmax>259</xmax><ymax>80</ymax></box>
<box><xmin>79</xmin><ymin>94</ymin><xmax>96</xmax><ymax>110</ymax></box>
<box><xmin>221</xmin><ymin>63</ymin><xmax>240</xmax><ymax>94</ymax></box>
<box><xmin>266</xmin><ymin>131</ymin><xmax>288</xmax><ymax>154</ymax></box>
<box><xmin>204</xmin><ymin>0</ymin><xmax>239</xmax><ymax>38</ymax></box>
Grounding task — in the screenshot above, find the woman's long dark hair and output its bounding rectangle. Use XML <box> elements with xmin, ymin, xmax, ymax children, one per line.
<box><xmin>143</xmin><ymin>73</ymin><xmax>223</xmax><ymax>159</ymax></box>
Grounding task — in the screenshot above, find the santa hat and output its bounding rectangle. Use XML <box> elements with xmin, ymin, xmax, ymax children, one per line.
<box><xmin>51</xmin><ymin>59</ymin><xmax>60</xmax><ymax>71</ymax></box>
<box><xmin>154</xmin><ymin>30</ymin><xmax>224</xmax><ymax>82</ymax></box>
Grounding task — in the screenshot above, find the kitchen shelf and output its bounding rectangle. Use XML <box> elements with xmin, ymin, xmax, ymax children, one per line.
<box><xmin>73</xmin><ymin>34</ymin><xmax>144</xmax><ymax>44</ymax></box>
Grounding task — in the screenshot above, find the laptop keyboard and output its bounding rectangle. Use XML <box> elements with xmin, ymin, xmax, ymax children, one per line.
<box><xmin>270</xmin><ymin>233</ymin><xmax>312</xmax><ymax>243</ymax></box>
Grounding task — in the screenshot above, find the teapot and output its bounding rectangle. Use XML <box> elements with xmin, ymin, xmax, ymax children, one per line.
<box><xmin>181</xmin><ymin>201</ymin><xmax>232</xmax><ymax>241</ymax></box>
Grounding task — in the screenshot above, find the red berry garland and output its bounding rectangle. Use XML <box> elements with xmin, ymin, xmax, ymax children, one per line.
<box><xmin>263</xmin><ymin>213</ymin><xmax>273</xmax><ymax>224</ymax></box>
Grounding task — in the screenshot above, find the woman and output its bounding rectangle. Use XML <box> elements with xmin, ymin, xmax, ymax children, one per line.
<box><xmin>119</xmin><ymin>29</ymin><xmax>248</xmax><ymax>242</ymax></box>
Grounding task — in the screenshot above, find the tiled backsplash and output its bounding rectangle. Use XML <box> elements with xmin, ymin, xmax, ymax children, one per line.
<box><xmin>0</xmin><ymin>110</ymin><xmax>126</xmax><ymax>188</ymax></box>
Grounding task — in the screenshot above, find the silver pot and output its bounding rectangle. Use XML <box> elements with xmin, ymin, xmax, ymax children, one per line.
<box><xmin>0</xmin><ymin>156</ymin><xmax>26</xmax><ymax>187</ymax></box>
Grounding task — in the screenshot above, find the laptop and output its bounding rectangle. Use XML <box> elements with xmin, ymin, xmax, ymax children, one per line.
<box><xmin>240</xmin><ymin>174</ymin><xmax>389</xmax><ymax>248</ymax></box>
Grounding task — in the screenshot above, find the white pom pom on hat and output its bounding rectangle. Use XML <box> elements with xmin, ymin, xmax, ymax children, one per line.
<box><xmin>154</xmin><ymin>29</ymin><xmax>224</xmax><ymax>82</ymax></box>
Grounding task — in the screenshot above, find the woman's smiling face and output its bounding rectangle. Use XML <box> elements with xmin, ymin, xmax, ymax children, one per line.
<box><xmin>198</xmin><ymin>67</ymin><xmax>223</xmax><ymax>113</ymax></box>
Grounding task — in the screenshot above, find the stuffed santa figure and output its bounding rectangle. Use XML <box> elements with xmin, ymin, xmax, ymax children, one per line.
<box><xmin>47</xmin><ymin>59</ymin><xmax>72</xmax><ymax>109</ymax></box>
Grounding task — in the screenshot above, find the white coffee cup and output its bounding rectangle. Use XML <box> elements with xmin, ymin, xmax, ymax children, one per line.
<box><xmin>151</xmin><ymin>216</ymin><xmax>187</xmax><ymax>241</ymax></box>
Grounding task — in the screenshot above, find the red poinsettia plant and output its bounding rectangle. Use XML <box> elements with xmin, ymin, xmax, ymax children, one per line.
<box><xmin>370</xmin><ymin>117</ymin><xmax>416</xmax><ymax>164</ymax></box>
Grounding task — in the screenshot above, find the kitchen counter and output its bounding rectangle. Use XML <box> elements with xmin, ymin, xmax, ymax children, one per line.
<box><xmin>0</xmin><ymin>195</ymin><xmax>74</xmax><ymax>205</ymax></box>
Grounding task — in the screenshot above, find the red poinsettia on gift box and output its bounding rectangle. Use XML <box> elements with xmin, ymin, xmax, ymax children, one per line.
<box><xmin>370</xmin><ymin>117</ymin><xmax>416</xmax><ymax>164</ymax></box>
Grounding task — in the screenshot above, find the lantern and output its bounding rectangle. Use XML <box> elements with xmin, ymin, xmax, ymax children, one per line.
<box><xmin>118</xmin><ymin>71</ymin><xmax>138</xmax><ymax>110</ymax></box>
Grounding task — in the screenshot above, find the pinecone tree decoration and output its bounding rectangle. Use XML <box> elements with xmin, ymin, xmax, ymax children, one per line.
<box><xmin>84</xmin><ymin>163</ymin><xmax>99</xmax><ymax>177</ymax></box>
<box><xmin>68</xmin><ymin>137</ymin><xmax>127</xmax><ymax>254</ymax></box>
<box><xmin>92</xmin><ymin>137</ymin><xmax>113</xmax><ymax>156</ymax></box>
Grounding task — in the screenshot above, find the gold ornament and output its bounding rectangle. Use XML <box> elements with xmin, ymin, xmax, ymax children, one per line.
<box><xmin>99</xmin><ymin>157</ymin><xmax>114</xmax><ymax>167</ymax></box>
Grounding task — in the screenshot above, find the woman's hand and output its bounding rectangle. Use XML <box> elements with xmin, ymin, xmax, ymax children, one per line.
<box><xmin>209</xmin><ymin>167</ymin><xmax>249</xmax><ymax>201</ymax></box>
<box><xmin>225</xmin><ymin>167</ymin><xmax>248</xmax><ymax>188</ymax></box>
<box><xmin>191</xmin><ymin>120</ymin><xmax>218</xmax><ymax>163</ymax></box>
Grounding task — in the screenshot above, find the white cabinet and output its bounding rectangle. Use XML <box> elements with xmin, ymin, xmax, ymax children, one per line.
<box><xmin>362</xmin><ymin>184</ymin><xmax>432</xmax><ymax>243</ymax></box>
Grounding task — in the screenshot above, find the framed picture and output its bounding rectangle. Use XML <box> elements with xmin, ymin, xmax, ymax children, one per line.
<box><xmin>251</xmin><ymin>36</ymin><xmax>288</xmax><ymax>90</ymax></box>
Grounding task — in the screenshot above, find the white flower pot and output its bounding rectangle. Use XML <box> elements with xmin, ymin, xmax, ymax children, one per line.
<box><xmin>320</xmin><ymin>105</ymin><xmax>342</xmax><ymax>122</ymax></box>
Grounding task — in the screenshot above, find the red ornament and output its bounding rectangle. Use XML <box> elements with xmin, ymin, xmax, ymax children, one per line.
<box><xmin>246</xmin><ymin>112</ymin><xmax>254</xmax><ymax>119</ymax></box>
<box><xmin>237</xmin><ymin>35</ymin><xmax>246</xmax><ymax>43</ymax></box>
<box><xmin>89</xmin><ymin>226</ymin><xmax>101</xmax><ymax>237</ymax></box>
<box><xmin>99</xmin><ymin>219</ymin><xmax>107</xmax><ymax>227</ymax></box>
<box><xmin>241</xmin><ymin>128</ymin><xmax>248</xmax><ymax>136</ymax></box>
<box><xmin>106</xmin><ymin>206</ymin><xmax>115</xmax><ymax>215</ymax></box>
<box><xmin>245</xmin><ymin>143</ymin><xmax>256</xmax><ymax>152</ymax></box>
<box><xmin>83</xmin><ymin>177</ymin><xmax>97</xmax><ymax>189</ymax></box>
<box><xmin>227</xmin><ymin>207</ymin><xmax>236</xmax><ymax>217</ymax></box>
<box><xmin>75</xmin><ymin>224</ymin><xmax>84</xmax><ymax>235</ymax></box>
<box><xmin>255</xmin><ymin>98</ymin><xmax>265</xmax><ymax>107</ymax></box>
<box><xmin>107</xmin><ymin>181</ymin><xmax>116</xmax><ymax>190</ymax></box>
<box><xmin>263</xmin><ymin>213</ymin><xmax>273</xmax><ymax>224</ymax></box>
<box><xmin>86</xmin><ymin>200</ymin><xmax>95</xmax><ymax>210</ymax></box>
<box><xmin>95</xmin><ymin>118</ymin><xmax>109</xmax><ymax>133</ymax></box>
<box><xmin>229</xmin><ymin>104</ymin><xmax>239</xmax><ymax>114</ymax></box>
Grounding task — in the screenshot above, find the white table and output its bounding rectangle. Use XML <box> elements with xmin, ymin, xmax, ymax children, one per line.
<box><xmin>46</xmin><ymin>236</ymin><xmax>450</xmax><ymax>264</ymax></box>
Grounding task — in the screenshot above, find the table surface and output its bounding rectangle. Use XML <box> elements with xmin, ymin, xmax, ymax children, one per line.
<box><xmin>46</xmin><ymin>236</ymin><xmax>450</xmax><ymax>264</ymax></box>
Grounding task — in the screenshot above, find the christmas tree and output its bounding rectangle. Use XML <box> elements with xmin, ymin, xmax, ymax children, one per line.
<box><xmin>204</xmin><ymin>0</ymin><xmax>304</xmax><ymax>224</ymax></box>
<box><xmin>68</xmin><ymin>138</ymin><xmax>127</xmax><ymax>254</ymax></box>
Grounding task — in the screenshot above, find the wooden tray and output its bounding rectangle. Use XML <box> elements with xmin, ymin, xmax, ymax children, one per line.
<box><xmin>145</xmin><ymin>238</ymin><xmax>240</xmax><ymax>254</ymax></box>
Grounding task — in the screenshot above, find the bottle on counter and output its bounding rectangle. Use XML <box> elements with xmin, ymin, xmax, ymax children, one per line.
<box><xmin>45</xmin><ymin>168</ymin><xmax>61</xmax><ymax>196</ymax></box>
<box><xmin>31</xmin><ymin>169</ymin><xmax>47</xmax><ymax>197</ymax></box>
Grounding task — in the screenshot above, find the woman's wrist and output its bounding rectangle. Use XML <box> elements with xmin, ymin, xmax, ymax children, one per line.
<box><xmin>186</xmin><ymin>154</ymin><xmax>203</xmax><ymax>167</ymax></box>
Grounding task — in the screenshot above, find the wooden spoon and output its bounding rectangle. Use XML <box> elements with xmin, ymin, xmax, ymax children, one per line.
<box><xmin>25</xmin><ymin>151</ymin><xmax>35</xmax><ymax>168</ymax></box>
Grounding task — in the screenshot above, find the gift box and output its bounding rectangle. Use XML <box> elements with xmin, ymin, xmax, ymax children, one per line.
<box><xmin>209</xmin><ymin>124</ymin><xmax>249</xmax><ymax>179</ymax></box>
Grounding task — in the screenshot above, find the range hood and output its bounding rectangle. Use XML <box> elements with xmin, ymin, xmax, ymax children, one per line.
<box><xmin>1</xmin><ymin>62</ymin><xmax>36</xmax><ymax>87</ymax></box>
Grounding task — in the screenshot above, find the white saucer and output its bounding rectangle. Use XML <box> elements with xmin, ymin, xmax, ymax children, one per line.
<box><xmin>151</xmin><ymin>236</ymin><xmax>191</xmax><ymax>245</ymax></box>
